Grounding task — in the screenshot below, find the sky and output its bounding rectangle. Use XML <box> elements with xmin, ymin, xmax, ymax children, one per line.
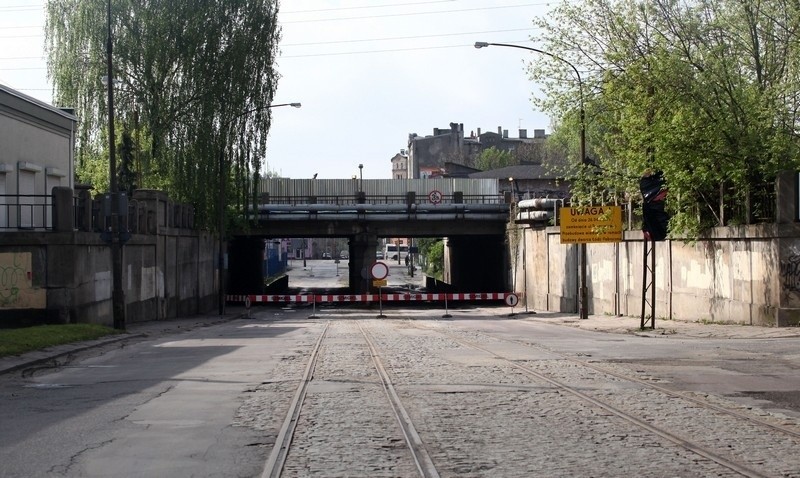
<box><xmin>0</xmin><ymin>0</ymin><xmax>554</xmax><ymax>180</ymax></box>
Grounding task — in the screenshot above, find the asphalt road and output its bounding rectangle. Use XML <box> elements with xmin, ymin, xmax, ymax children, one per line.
<box><xmin>286</xmin><ymin>258</ymin><xmax>426</xmax><ymax>291</ymax></box>
<box><xmin>0</xmin><ymin>307</ymin><xmax>798</xmax><ymax>477</ymax></box>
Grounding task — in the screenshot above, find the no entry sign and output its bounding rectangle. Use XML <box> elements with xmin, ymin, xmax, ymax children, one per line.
<box><xmin>370</xmin><ymin>261</ymin><xmax>389</xmax><ymax>280</ymax></box>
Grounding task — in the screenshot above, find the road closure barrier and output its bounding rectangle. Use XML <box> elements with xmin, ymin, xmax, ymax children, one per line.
<box><xmin>226</xmin><ymin>292</ymin><xmax>513</xmax><ymax>304</ymax></box>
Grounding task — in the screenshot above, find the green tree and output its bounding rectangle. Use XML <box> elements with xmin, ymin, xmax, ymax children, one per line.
<box><xmin>45</xmin><ymin>0</ymin><xmax>281</xmax><ymax>229</ymax></box>
<box><xmin>531</xmin><ymin>0</ymin><xmax>800</xmax><ymax>237</ymax></box>
<box><xmin>476</xmin><ymin>146</ymin><xmax>515</xmax><ymax>171</ymax></box>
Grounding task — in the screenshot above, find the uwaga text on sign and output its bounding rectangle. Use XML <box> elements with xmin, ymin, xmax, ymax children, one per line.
<box><xmin>559</xmin><ymin>206</ymin><xmax>623</xmax><ymax>244</ymax></box>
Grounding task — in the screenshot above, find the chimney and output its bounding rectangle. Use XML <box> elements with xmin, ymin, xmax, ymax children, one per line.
<box><xmin>534</xmin><ymin>129</ymin><xmax>546</xmax><ymax>138</ymax></box>
<box><xmin>503</xmin><ymin>129</ymin><xmax>509</xmax><ymax>138</ymax></box>
<box><xmin>477</xmin><ymin>127</ymin><xmax>481</xmax><ymax>136</ymax></box>
<box><xmin>433</xmin><ymin>128</ymin><xmax>439</xmax><ymax>136</ymax></box>
<box><xmin>498</xmin><ymin>126</ymin><xmax>502</xmax><ymax>135</ymax></box>
<box><xmin>519</xmin><ymin>129</ymin><xmax>527</xmax><ymax>139</ymax></box>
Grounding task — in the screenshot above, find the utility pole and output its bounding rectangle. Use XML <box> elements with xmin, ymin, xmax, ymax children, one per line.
<box><xmin>107</xmin><ymin>0</ymin><xmax>126</xmax><ymax>330</ymax></box>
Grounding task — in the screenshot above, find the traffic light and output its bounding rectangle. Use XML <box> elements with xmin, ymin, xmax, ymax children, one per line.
<box><xmin>640</xmin><ymin>170</ymin><xmax>669</xmax><ymax>241</ymax></box>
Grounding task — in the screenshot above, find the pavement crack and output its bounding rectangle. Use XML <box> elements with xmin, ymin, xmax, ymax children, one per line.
<box><xmin>49</xmin><ymin>438</ymin><xmax>116</xmax><ymax>476</ymax></box>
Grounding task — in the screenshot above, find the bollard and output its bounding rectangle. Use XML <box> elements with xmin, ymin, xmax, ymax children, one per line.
<box><xmin>442</xmin><ymin>294</ymin><xmax>452</xmax><ymax>318</ymax></box>
<box><xmin>376</xmin><ymin>287</ymin><xmax>386</xmax><ymax>318</ymax></box>
<box><xmin>309</xmin><ymin>294</ymin><xmax>318</xmax><ymax>318</ymax></box>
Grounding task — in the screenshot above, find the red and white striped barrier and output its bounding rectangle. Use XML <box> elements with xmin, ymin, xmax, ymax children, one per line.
<box><xmin>226</xmin><ymin>294</ymin><xmax>313</xmax><ymax>304</ymax></box>
<box><xmin>227</xmin><ymin>292</ymin><xmax>514</xmax><ymax>304</ymax></box>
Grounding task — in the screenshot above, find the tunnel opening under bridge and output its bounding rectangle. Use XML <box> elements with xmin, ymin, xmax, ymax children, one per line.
<box><xmin>226</xmin><ymin>233</ymin><xmax>509</xmax><ymax>297</ymax></box>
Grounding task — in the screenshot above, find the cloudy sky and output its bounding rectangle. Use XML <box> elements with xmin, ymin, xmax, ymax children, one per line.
<box><xmin>0</xmin><ymin>0</ymin><xmax>554</xmax><ymax>179</ymax></box>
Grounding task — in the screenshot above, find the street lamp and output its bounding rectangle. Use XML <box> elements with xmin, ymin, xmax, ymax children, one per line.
<box><xmin>358</xmin><ymin>164</ymin><xmax>363</xmax><ymax>192</ymax></box>
<box><xmin>475</xmin><ymin>41</ymin><xmax>588</xmax><ymax>320</ymax></box>
<box><xmin>217</xmin><ymin>101</ymin><xmax>301</xmax><ymax>315</ymax></box>
<box><xmin>269</xmin><ymin>102</ymin><xmax>301</xmax><ymax>108</ymax></box>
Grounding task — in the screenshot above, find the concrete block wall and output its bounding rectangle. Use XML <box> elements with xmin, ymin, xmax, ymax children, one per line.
<box><xmin>514</xmin><ymin>223</ymin><xmax>800</xmax><ymax>327</ymax></box>
<box><xmin>0</xmin><ymin>188</ymin><xmax>218</xmax><ymax>328</ymax></box>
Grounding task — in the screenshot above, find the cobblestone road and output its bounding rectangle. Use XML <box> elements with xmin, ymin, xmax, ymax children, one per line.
<box><xmin>242</xmin><ymin>317</ymin><xmax>800</xmax><ymax>477</ymax></box>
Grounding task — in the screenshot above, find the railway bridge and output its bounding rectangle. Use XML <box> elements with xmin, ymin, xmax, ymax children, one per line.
<box><xmin>231</xmin><ymin>178</ymin><xmax>514</xmax><ymax>294</ymax></box>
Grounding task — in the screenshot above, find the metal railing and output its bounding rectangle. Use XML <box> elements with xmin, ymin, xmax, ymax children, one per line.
<box><xmin>0</xmin><ymin>194</ymin><xmax>53</xmax><ymax>230</ymax></box>
<box><xmin>1</xmin><ymin>193</ymin><xmax>195</xmax><ymax>234</ymax></box>
<box><xmin>259</xmin><ymin>193</ymin><xmax>506</xmax><ymax>206</ymax></box>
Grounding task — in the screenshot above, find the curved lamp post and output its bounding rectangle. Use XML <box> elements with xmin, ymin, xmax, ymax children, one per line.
<box><xmin>475</xmin><ymin>41</ymin><xmax>588</xmax><ymax>320</ymax></box>
<box><xmin>217</xmin><ymin>101</ymin><xmax>302</xmax><ymax>315</ymax></box>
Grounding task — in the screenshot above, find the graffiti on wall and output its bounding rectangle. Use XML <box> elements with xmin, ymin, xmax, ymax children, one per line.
<box><xmin>780</xmin><ymin>252</ymin><xmax>800</xmax><ymax>293</ymax></box>
<box><xmin>0</xmin><ymin>252</ymin><xmax>45</xmax><ymax>309</ymax></box>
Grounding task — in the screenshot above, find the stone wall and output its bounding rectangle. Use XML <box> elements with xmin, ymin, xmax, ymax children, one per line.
<box><xmin>0</xmin><ymin>189</ymin><xmax>218</xmax><ymax>328</ymax></box>
<box><xmin>510</xmin><ymin>172</ymin><xmax>800</xmax><ymax>327</ymax></box>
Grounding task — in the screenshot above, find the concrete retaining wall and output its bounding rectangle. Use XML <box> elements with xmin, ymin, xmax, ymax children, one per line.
<box><xmin>512</xmin><ymin>222</ymin><xmax>800</xmax><ymax>327</ymax></box>
<box><xmin>0</xmin><ymin>190</ymin><xmax>217</xmax><ymax>328</ymax></box>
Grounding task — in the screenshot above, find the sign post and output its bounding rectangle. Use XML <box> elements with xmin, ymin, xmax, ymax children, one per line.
<box><xmin>505</xmin><ymin>292</ymin><xmax>519</xmax><ymax>316</ymax></box>
<box><xmin>370</xmin><ymin>261</ymin><xmax>389</xmax><ymax>318</ymax></box>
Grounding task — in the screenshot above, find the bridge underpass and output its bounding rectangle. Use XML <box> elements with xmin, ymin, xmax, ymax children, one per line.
<box><xmin>226</xmin><ymin>179</ymin><xmax>512</xmax><ymax>297</ymax></box>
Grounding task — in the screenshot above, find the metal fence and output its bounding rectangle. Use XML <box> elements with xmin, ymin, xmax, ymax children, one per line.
<box><xmin>259</xmin><ymin>178</ymin><xmax>499</xmax><ymax>198</ymax></box>
<box><xmin>0</xmin><ymin>194</ymin><xmax>53</xmax><ymax>230</ymax></box>
<box><xmin>0</xmin><ymin>193</ymin><xmax>195</xmax><ymax>234</ymax></box>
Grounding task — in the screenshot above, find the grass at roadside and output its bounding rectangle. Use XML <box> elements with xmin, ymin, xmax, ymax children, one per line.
<box><xmin>0</xmin><ymin>324</ymin><xmax>123</xmax><ymax>358</ymax></box>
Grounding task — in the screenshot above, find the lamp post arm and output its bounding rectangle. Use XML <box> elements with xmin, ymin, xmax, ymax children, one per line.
<box><xmin>221</xmin><ymin>102</ymin><xmax>302</xmax><ymax>129</ymax></box>
<box><xmin>477</xmin><ymin>42</ymin><xmax>581</xmax><ymax>90</ymax></box>
<box><xmin>475</xmin><ymin>40</ymin><xmax>588</xmax><ymax>320</ymax></box>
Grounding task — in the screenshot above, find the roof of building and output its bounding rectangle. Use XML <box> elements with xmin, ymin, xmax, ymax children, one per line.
<box><xmin>468</xmin><ymin>162</ymin><xmax>565</xmax><ymax>180</ymax></box>
<box><xmin>0</xmin><ymin>84</ymin><xmax>77</xmax><ymax>127</ymax></box>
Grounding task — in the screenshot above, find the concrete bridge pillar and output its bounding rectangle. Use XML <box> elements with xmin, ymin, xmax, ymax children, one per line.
<box><xmin>349</xmin><ymin>233</ymin><xmax>378</xmax><ymax>293</ymax></box>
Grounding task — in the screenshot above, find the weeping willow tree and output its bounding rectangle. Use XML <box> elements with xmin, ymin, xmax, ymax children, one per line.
<box><xmin>531</xmin><ymin>0</ymin><xmax>800</xmax><ymax>238</ymax></box>
<box><xmin>45</xmin><ymin>0</ymin><xmax>281</xmax><ymax>230</ymax></box>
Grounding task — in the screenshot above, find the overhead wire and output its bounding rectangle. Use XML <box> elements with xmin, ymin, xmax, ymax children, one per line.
<box><xmin>281</xmin><ymin>27</ymin><xmax>535</xmax><ymax>47</ymax></box>
<box><xmin>282</xmin><ymin>0</ymin><xmax>458</xmax><ymax>14</ymax></box>
<box><xmin>281</xmin><ymin>3</ymin><xmax>546</xmax><ymax>23</ymax></box>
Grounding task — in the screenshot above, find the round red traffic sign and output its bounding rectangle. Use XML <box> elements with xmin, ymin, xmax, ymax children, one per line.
<box><xmin>428</xmin><ymin>190</ymin><xmax>443</xmax><ymax>204</ymax></box>
<box><xmin>504</xmin><ymin>293</ymin><xmax>519</xmax><ymax>307</ymax></box>
<box><xmin>370</xmin><ymin>261</ymin><xmax>389</xmax><ymax>280</ymax></box>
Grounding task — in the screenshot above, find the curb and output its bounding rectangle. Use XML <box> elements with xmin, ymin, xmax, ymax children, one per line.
<box><xmin>0</xmin><ymin>333</ymin><xmax>144</xmax><ymax>376</ymax></box>
<box><xmin>0</xmin><ymin>312</ymin><xmax>247</xmax><ymax>377</ymax></box>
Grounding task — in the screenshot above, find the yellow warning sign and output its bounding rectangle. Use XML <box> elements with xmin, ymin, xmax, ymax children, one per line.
<box><xmin>372</xmin><ymin>279</ymin><xmax>388</xmax><ymax>287</ymax></box>
<box><xmin>560</xmin><ymin>206</ymin><xmax>623</xmax><ymax>244</ymax></box>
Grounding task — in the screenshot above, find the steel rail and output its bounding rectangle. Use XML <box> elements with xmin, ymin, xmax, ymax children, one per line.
<box><xmin>358</xmin><ymin>323</ymin><xmax>440</xmax><ymax>478</ymax></box>
<box><xmin>485</xmin><ymin>326</ymin><xmax>800</xmax><ymax>441</ymax></box>
<box><xmin>424</xmin><ymin>326</ymin><xmax>770</xmax><ymax>478</ymax></box>
<box><xmin>261</xmin><ymin>321</ymin><xmax>330</xmax><ymax>478</ymax></box>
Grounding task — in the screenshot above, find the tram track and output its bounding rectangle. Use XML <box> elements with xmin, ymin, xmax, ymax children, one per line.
<box><xmin>358</xmin><ymin>323</ymin><xmax>441</xmax><ymax>478</ymax></box>
<box><xmin>416</xmin><ymin>322</ymin><xmax>800</xmax><ymax>478</ymax></box>
<box><xmin>261</xmin><ymin>320</ymin><xmax>439</xmax><ymax>478</ymax></box>
<box><xmin>262</xmin><ymin>321</ymin><xmax>330</xmax><ymax>478</ymax></box>
<box><xmin>482</xmin><ymin>328</ymin><xmax>800</xmax><ymax>441</ymax></box>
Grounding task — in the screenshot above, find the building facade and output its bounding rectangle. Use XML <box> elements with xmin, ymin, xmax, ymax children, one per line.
<box><xmin>390</xmin><ymin>151</ymin><xmax>409</xmax><ymax>179</ymax></box>
<box><xmin>0</xmin><ymin>85</ymin><xmax>77</xmax><ymax>230</ymax></box>
<box><xmin>405</xmin><ymin>122</ymin><xmax>549</xmax><ymax>179</ymax></box>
